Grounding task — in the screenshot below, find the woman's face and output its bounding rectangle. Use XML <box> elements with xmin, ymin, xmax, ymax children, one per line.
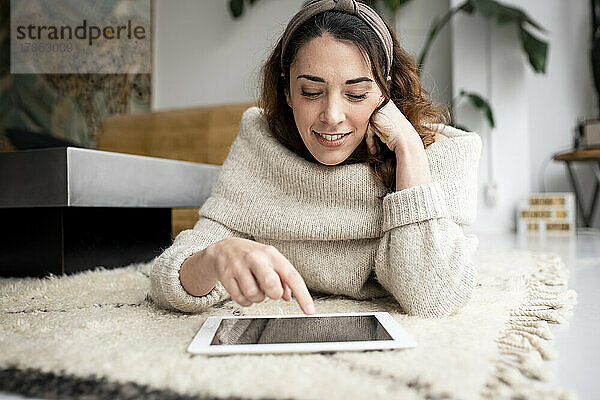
<box><xmin>284</xmin><ymin>34</ymin><xmax>385</xmax><ymax>166</ymax></box>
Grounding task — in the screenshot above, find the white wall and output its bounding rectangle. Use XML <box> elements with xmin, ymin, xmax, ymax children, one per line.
<box><xmin>451</xmin><ymin>0</ymin><xmax>530</xmax><ymax>233</ymax></box>
<box><xmin>153</xmin><ymin>0</ymin><xmax>597</xmax><ymax>232</ymax></box>
<box><xmin>152</xmin><ymin>0</ymin><xmax>300</xmax><ymax>109</ymax></box>
<box><xmin>450</xmin><ymin>0</ymin><xmax>596</xmax><ymax>233</ymax></box>
<box><xmin>523</xmin><ymin>0</ymin><xmax>597</xmax><ymax>227</ymax></box>
<box><xmin>153</xmin><ymin>0</ymin><xmax>452</xmax><ymax>108</ymax></box>
<box><xmin>395</xmin><ymin>0</ymin><xmax>452</xmax><ymax>108</ymax></box>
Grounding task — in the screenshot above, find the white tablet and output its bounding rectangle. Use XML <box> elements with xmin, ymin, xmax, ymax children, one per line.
<box><xmin>186</xmin><ymin>311</ymin><xmax>417</xmax><ymax>356</ymax></box>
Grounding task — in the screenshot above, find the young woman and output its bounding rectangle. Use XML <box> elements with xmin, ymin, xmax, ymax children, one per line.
<box><xmin>150</xmin><ymin>0</ymin><xmax>481</xmax><ymax>318</ymax></box>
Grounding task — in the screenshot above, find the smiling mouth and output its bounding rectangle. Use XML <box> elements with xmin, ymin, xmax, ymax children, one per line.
<box><xmin>312</xmin><ymin>130</ymin><xmax>352</xmax><ymax>141</ymax></box>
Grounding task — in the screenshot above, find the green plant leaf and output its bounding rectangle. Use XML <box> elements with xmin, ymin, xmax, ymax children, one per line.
<box><xmin>469</xmin><ymin>0</ymin><xmax>504</xmax><ymax>18</ymax></box>
<box><xmin>468</xmin><ymin>0</ymin><xmax>537</xmax><ymax>30</ymax></box>
<box><xmin>461</xmin><ymin>1</ymin><xmax>475</xmax><ymax>14</ymax></box>
<box><xmin>463</xmin><ymin>0</ymin><xmax>549</xmax><ymax>73</ymax></box>
<box><xmin>383</xmin><ymin>0</ymin><xmax>412</xmax><ymax>13</ymax></box>
<box><xmin>229</xmin><ymin>0</ymin><xmax>244</xmax><ymax>18</ymax></box>
<box><xmin>418</xmin><ymin>0</ymin><xmax>548</xmax><ymax>75</ymax></box>
<box><xmin>458</xmin><ymin>90</ymin><xmax>495</xmax><ymax>128</ymax></box>
<box><xmin>470</xmin><ymin>0</ymin><xmax>546</xmax><ymax>32</ymax></box>
<box><xmin>519</xmin><ymin>26</ymin><xmax>548</xmax><ymax>73</ymax></box>
<box><xmin>417</xmin><ymin>3</ymin><xmax>470</xmax><ymax>72</ymax></box>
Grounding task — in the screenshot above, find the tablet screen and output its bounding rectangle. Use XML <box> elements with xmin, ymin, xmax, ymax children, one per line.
<box><xmin>210</xmin><ymin>315</ymin><xmax>393</xmax><ymax>345</ymax></box>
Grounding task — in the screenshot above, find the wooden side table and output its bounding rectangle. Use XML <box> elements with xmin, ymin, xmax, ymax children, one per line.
<box><xmin>553</xmin><ymin>148</ymin><xmax>600</xmax><ymax>227</ymax></box>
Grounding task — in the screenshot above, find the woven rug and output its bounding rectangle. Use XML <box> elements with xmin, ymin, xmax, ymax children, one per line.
<box><xmin>0</xmin><ymin>248</ymin><xmax>577</xmax><ymax>400</ymax></box>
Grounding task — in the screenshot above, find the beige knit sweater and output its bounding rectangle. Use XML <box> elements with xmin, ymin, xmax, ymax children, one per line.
<box><xmin>149</xmin><ymin>106</ymin><xmax>482</xmax><ymax>317</ymax></box>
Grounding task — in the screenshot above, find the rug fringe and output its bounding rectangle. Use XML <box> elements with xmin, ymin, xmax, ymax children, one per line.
<box><xmin>482</xmin><ymin>253</ymin><xmax>578</xmax><ymax>399</ymax></box>
<box><xmin>483</xmin><ymin>363</ymin><xmax>577</xmax><ymax>400</ymax></box>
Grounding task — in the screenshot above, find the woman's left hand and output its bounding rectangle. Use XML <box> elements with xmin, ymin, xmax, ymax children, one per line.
<box><xmin>365</xmin><ymin>98</ymin><xmax>424</xmax><ymax>155</ymax></box>
<box><xmin>366</xmin><ymin>98</ymin><xmax>433</xmax><ymax>191</ymax></box>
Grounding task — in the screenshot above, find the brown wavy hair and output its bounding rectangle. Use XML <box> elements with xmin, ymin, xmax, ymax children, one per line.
<box><xmin>258</xmin><ymin>9</ymin><xmax>448</xmax><ymax>195</ymax></box>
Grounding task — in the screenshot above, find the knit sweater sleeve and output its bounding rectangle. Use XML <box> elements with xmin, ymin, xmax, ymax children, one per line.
<box><xmin>149</xmin><ymin>216</ymin><xmax>251</xmax><ymax>313</ymax></box>
<box><xmin>373</xmin><ymin>134</ymin><xmax>481</xmax><ymax>318</ymax></box>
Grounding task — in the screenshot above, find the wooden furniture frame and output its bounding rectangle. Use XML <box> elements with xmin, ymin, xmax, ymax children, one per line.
<box><xmin>97</xmin><ymin>102</ymin><xmax>256</xmax><ymax>237</ymax></box>
<box><xmin>553</xmin><ymin>148</ymin><xmax>600</xmax><ymax>227</ymax></box>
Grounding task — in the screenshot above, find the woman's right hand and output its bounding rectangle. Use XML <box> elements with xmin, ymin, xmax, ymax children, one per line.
<box><xmin>203</xmin><ymin>237</ymin><xmax>315</xmax><ymax>315</ymax></box>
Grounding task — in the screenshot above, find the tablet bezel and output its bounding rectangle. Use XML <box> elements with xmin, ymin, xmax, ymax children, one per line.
<box><xmin>186</xmin><ymin>311</ymin><xmax>417</xmax><ymax>356</ymax></box>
